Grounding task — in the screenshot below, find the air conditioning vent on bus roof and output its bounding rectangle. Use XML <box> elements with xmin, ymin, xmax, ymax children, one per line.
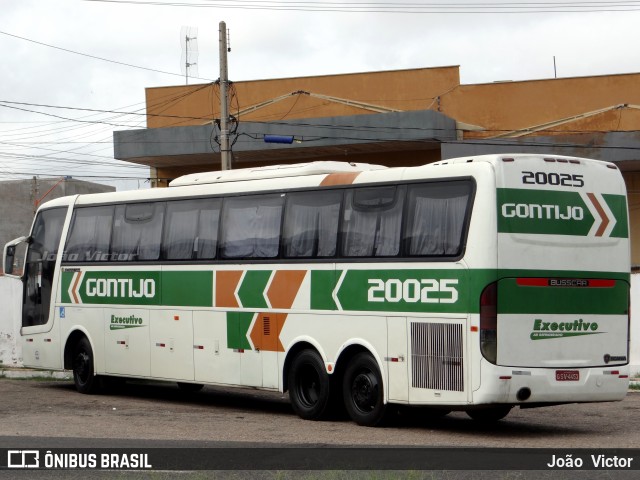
<box><xmin>169</xmin><ymin>161</ymin><xmax>387</xmax><ymax>187</ymax></box>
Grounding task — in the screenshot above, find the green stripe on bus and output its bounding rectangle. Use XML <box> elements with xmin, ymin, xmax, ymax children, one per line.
<box><xmin>497</xmin><ymin>278</ymin><xmax>629</xmax><ymax>315</ymax></box>
<box><xmin>61</xmin><ymin>268</ymin><xmax>629</xmax><ymax>317</ymax></box>
<box><xmin>310</xmin><ymin>270</ymin><xmax>342</xmax><ymax>310</ymax></box>
<box><xmin>61</xmin><ymin>270</ymin><xmax>213</xmax><ymax>306</ymax></box>
<box><xmin>333</xmin><ymin>269</ymin><xmax>472</xmax><ymax>314</ymax></box>
<box><xmin>311</xmin><ymin>269</ymin><xmax>628</xmax><ymax>315</ymax></box>
<box><xmin>497</xmin><ymin>188</ymin><xmax>628</xmax><ymax>238</ymax></box>
<box><xmin>497</xmin><ymin>189</ymin><xmax>594</xmax><ymax>236</ymax></box>
<box><xmin>62</xmin><ymin>271</ymin><xmax>161</xmax><ymax>306</ymax></box>
<box><xmin>237</xmin><ymin>270</ymin><xmax>272</xmax><ymax>308</ymax></box>
<box><xmin>162</xmin><ymin>271</ymin><xmax>213</xmax><ymax>307</ymax></box>
<box><xmin>61</xmin><ymin>272</ymin><xmax>72</xmax><ymax>304</ymax></box>
<box><xmin>603</xmin><ymin>193</ymin><xmax>630</xmax><ymax>238</ymax></box>
<box><xmin>227</xmin><ymin>312</ymin><xmax>254</xmax><ymax>350</ymax></box>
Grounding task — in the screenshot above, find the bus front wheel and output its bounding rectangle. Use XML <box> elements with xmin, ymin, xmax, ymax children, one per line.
<box><xmin>288</xmin><ymin>350</ymin><xmax>331</xmax><ymax>420</ymax></box>
<box><xmin>342</xmin><ymin>352</ymin><xmax>386</xmax><ymax>427</ymax></box>
<box><xmin>72</xmin><ymin>337</ymin><xmax>100</xmax><ymax>394</ymax></box>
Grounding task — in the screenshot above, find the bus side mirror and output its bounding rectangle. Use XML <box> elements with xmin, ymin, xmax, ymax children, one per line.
<box><xmin>3</xmin><ymin>236</ymin><xmax>28</xmax><ymax>278</ymax></box>
<box><xmin>4</xmin><ymin>246</ymin><xmax>15</xmax><ymax>274</ymax></box>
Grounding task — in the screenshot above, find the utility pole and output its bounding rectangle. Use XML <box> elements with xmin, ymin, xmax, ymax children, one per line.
<box><xmin>219</xmin><ymin>21</ymin><xmax>232</xmax><ymax>170</ymax></box>
<box><xmin>31</xmin><ymin>176</ymin><xmax>38</xmax><ymax>214</ymax></box>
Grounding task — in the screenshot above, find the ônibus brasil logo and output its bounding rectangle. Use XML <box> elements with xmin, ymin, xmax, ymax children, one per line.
<box><xmin>530</xmin><ymin>318</ymin><xmax>603</xmax><ymax>340</ymax></box>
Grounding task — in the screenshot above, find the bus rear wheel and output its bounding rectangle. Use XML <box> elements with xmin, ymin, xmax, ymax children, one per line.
<box><xmin>342</xmin><ymin>352</ymin><xmax>386</xmax><ymax>427</ymax></box>
<box><xmin>288</xmin><ymin>350</ymin><xmax>331</xmax><ymax>420</ymax></box>
<box><xmin>72</xmin><ymin>337</ymin><xmax>100</xmax><ymax>394</ymax></box>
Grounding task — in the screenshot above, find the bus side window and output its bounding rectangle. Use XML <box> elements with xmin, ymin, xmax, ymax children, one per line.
<box><xmin>111</xmin><ymin>203</ymin><xmax>165</xmax><ymax>261</ymax></box>
<box><xmin>405</xmin><ymin>181</ymin><xmax>472</xmax><ymax>257</ymax></box>
<box><xmin>163</xmin><ymin>198</ymin><xmax>221</xmax><ymax>260</ymax></box>
<box><xmin>283</xmin><ymin>190</ymin><xmax>341</xmax><ymax>258</ymax></box>
<box><xmin>220</xmin><ymin>194</ymin><xmax>284</xmax><ymax>259</ymax></box>
<box><xmin>64</xmin><ymin>205</ymin><xmax>114</xmax><ymax>262</ymax></box>
<box><xmin>341</xmin><ymin>186</ymin><xmax>404</xmax><ymax>257</ymax></box>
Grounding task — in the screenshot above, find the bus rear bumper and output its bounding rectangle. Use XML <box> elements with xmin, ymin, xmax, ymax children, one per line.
<box><xmin>472</xmin><ymin>363</ymin><xmax>630</xmax><ymax>405</ymax></box>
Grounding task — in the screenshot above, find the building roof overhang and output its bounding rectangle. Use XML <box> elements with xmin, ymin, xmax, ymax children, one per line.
<box><xmin>113</xmin><ymin>109</ymin><xmax>459</xmax><ymax>169</ymax></box>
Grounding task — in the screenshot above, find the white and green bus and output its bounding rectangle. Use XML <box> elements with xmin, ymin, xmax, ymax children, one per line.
<box><xmin>3</xmin><ymin>154</ymin><xmax>631</xmax><ymax>426</ymax></box>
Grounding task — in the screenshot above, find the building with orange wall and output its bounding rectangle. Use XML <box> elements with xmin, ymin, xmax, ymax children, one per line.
<box><xmin>113</xmin><ymin>66</ymin><xmax>640</xmax><ymax>264</ymax></box>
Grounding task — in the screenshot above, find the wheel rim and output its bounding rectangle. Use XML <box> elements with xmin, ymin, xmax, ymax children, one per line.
<box><xmin>351</xmin><ymin>370</ymin><xmax>379</xmax><ymax>414</ymax></box>
<box><xmin>73</xmin><ymin>350</ymin><xmax>91</xmax><ymax>385</ymax></box>
<box><xmin>296</xmin><ymin>364</ymin><xmax>320</xmax><ymax>408</ymax></box>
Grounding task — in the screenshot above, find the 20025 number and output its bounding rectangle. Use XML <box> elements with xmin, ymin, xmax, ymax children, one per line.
<box><xmin>522</xmin><ymin>171</ymin><xmax>584</xmax><ymax>187</ymax></box>
<box><xmin>367</xmin><ymin>279</ymin><xmax>459</xmax><ymax>304</ymax></box>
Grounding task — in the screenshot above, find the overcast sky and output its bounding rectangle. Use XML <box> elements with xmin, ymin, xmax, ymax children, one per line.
<box><xmin>1</xmin><ymin>0</ymin><xmax>639</xmax><ymax>190</ymax></box>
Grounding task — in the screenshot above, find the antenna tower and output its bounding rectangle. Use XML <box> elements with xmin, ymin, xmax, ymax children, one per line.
<box><xmin>180</xmin><ymin>26</ymin><xmax>199</xmax><ymax>85</ymax></box>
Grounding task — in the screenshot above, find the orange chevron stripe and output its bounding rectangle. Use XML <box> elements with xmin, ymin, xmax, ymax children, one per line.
<box><xmin>71</xmin><ymin>272</ymin><xmax>82</xmax><ymax>304</ymax></box>
<box><xmin>587</xmin><ymin>192</ymin><xmax>610</xmax><ymax>237</ymax></box>
<box><xmin>267</xmin><ymin>270</ymin><xmax>307</xmax><ymax>309</ymax></box>
<box><xmin>251</xmin><ymin>270</ymin><xmax>306</xmax><ymax>352</ymax></box>
<box><xmin>320</xmin><ymin>172</ymin><xmax>360</xmax><ymax>186</ymax></box>
<box><xmin>216</xmin><ymin>271</ymin><xmax>243</xmax><ymax>308</ymax></box>
<box><xmin>250</xmin><ymin>313</ymin><xmax>286</xmax><ymax>352</ymax></box>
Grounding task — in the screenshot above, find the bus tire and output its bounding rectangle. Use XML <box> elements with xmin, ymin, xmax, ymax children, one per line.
<box><xmin>288</xmin><ymin>350</ymin><xmax>331</xmax><ymax>420</ymax></box>
<box><xmin>466</xmin><ymin>405</ymin><xmax>512</xmax><ymax>423</ymax></box>
<box><xmin>72</xmin><ymin>337</ymin><xmax>100</xmax><ymax>394</ymax></box>
<box><xmin>342</xmin><ymin>352</ymin><xmax>386</xmax><ymax>427</ymax></box>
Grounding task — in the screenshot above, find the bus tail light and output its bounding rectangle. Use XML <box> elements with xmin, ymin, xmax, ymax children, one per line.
<box><xmin>480</xmin><ymin>282</ymin><xmax>498</xmax><ymax>364</ymax></box>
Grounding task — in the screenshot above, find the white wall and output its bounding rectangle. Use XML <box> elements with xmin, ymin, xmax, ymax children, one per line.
<box><xmin>0</xmin><ymin>276</ymin><xmax>22</xmax><ymax>366</ymax></box>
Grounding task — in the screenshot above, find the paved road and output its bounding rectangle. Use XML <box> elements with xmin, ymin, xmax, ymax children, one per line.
<box><xmin>0</xmin><ymin>378</ymin><xmax>639</xmax><ymax>479</ymax></box>
<box><xmin>0</xmin><ymin>378</ymin><xmax>638</xmax><ymax>448</ymax></box>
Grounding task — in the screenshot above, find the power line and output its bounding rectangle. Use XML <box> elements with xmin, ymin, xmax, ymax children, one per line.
<box><xmin>0</xmin><ymin>85</ymin><xmax>223</xmax><ymax>179</ymax></box>
<box><xmin>0</xmin><ymin>30</ymin><xmax>214</xmax><ymax>82</ymax></box>
<box><xmin>0</xmin><ymin>90</ymin><xmax>216</xmax><ymax>126</ymax></box>
<box><xmin>0</xmin><ymin>170</ymin><xmax>156</xmax><ymax>180</ymax></box>
<box><xmin>78</xmin><ymin>0</ymin><xmax>640</xmax><ymax>14</ymax></box>
<box><xmin>4</xmin><ymin>98</ymin><xmax>640</xmax><ymax>136</ymax></box>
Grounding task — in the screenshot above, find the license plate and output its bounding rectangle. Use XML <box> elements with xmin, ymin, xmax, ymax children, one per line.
<box><xmin>556</xmin><ymin>370</ymin><xmax>580</xmax><ymax>381</ymax></box>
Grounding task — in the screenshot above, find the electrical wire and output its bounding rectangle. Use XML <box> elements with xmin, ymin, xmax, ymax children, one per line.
<box><xmin>0</xmin><ymin>30</ymin><xmax>214</xmax><ymax>82</ymax></box>
<box><xmin>0</xmin><ymin>84</ymin><xmax>222</xmax><ymax>182</ymax></box>
<box><xmin>78</xmin><ymin>0</ymin><xmax>640</xmax><ymax>14</ymax></box>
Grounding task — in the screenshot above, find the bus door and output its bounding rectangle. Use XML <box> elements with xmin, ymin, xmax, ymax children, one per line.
<box><xmin>21</xmin><ymin>207</ymin><xmax>67</xmax><ymax>330</ymax></box>
<box><xmin>11</xmin><ymin>206</ymin><xmax>68</xmax><ymax>369</ymax></box>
